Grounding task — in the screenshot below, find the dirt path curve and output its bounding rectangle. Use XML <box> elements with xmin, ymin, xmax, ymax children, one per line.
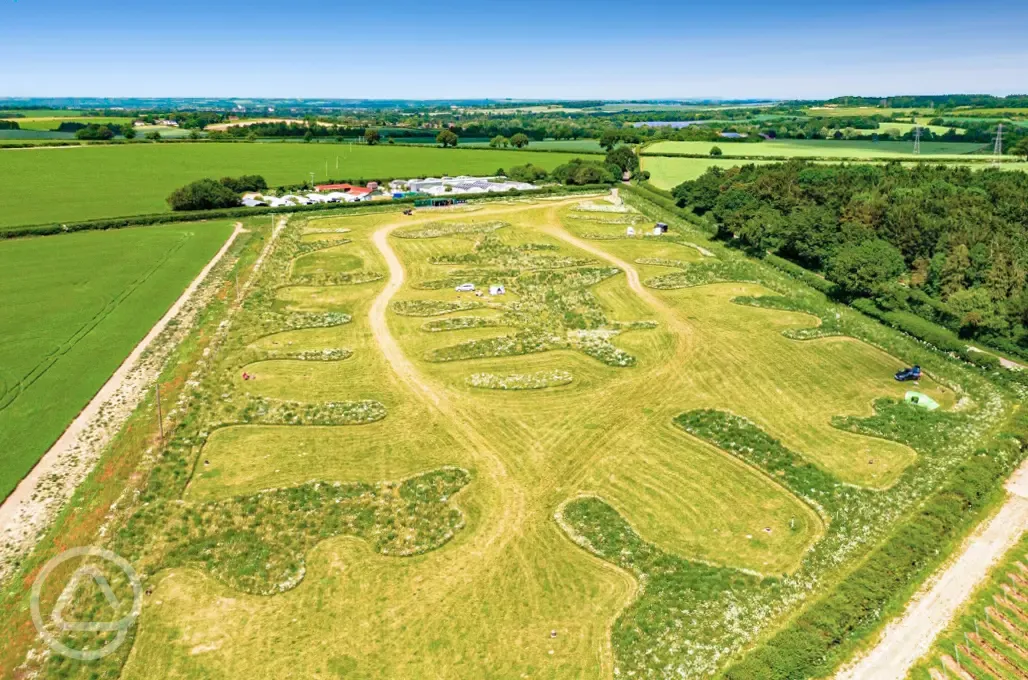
<box><xmin>370</xmin><ymin>214</ymin><xmax>527</xmax><ymax>556</ymax></box>
<box><xmin>836</xmin><ymin>457</ymin><xmax>1028</xmax><ymax>680</ymax></box>
<box><xmin>369</xmin><ymin>200</ymin><xmax>636</xmax><ymax>677</ymax></box>
<box><xmin>0</xmin><ymin>222</ymin><xmax>245</xmax><ymax>585</ymax></box>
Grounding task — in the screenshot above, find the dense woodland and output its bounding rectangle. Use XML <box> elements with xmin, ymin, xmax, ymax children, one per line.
<box><xmin>672</xmin><ymin>162</ymin><xmax>1028</xmax><ymax>354</ymax></box>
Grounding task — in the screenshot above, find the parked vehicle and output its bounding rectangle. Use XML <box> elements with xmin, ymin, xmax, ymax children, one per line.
<box><xmin>894</xmin><ymin>365</ymin><xmax>922</xmax><ymax>381</ymax></box>
<box><xmin>455</xmin><ymin>283</ymin><xmax>475</xmax><ymax>292</ymax></box>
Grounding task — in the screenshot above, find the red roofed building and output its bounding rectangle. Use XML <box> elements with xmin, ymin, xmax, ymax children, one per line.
<box><xmin>315</xmin><ymin>183</ymin><xmax>372</xmax><ymax>196</ymax></box>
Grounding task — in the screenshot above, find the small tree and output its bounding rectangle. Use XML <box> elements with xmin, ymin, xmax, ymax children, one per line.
<box><xmin>145</xmin><ymin>130</ymin><xmax>161</xmax><ymax>141</ymax></box>
<box><xmin>364</xmin><ymin>129</ymin><xmax>381</xmax><ymax>145</ymax></box>
<box><xmin>436</xmin><ymin>130</ymin><xmax>459</xmax><ymax>147</ymax></box>
<box><xmin>189</xmin><ymin>128</ymin><xmax>202</xmax><ymax>140</ymax></box>
<box><xmin>605</xmin><ymin>146</ymin><xmax>639</xmax><ymax>175</ymax></box>
<box><xmin>303</xmin><ymin>129</ymin><xmax>314</xmax><ymax>143</ymax></box>
<box><xmin>1012</xmin><ymin>137</ymin><xmax>1028</xmax><ymax>161</ymax></box>
<box><xmin>510</xmin><ymin>133</ymin><xmax>530</xmax><ymax>149</ymax></box>
<box><xmin>489</xmin><ymin>135</ymin><xmax>509</xmax><ymax>148</ymax></box>
<box><xmin>246</xmin><ymin>130</ymin><xmax>258</xmax><ymax>142</ymax></box>
<box><xmin>709</xmin><ymin>145</ymin><xmax>723</xmax><ymax>157</ymax></box>
<box><xmin>120</xmin><ymin>123</ymin><xmax>136</xmax><ymax>139</ymax></box>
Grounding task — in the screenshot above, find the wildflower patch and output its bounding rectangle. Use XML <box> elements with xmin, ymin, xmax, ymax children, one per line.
<box><xmin>467</xmin><ymin>370</ymin><xmax>573</xmax><ymax>390</ymax></box>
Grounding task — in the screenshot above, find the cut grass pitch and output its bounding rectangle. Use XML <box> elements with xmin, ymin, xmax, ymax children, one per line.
<box><xmin>0</xmin><ymin>219</ymin><xmax>236</xmax><ymax>501</ymax></box>
<box><xmin>0</xmin><ymin>143</ymin><xmax>595</xmax><ymax>228</ymax></box>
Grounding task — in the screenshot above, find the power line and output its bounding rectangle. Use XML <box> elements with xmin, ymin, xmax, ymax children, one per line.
<box><xmin>913</xmin><ymin>125</ymin><xmax>921</xmax><ymax>155</ymax></box>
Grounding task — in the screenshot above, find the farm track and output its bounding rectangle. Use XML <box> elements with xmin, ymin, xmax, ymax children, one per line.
<box><xmin>0</xmin><ymin>222</ymin><xmax>248</xmax><ymax>586</ymax></box>
<box><xmin>836</xmin><ymin>459</ymin><xmax>1028</xmax><ymax>680</ymax></box>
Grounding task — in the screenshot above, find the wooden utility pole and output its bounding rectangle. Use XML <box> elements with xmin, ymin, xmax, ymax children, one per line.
<box><xmin>155</xmin><ymin>383</ymin><xmax>164</xmax><ymax>441</ymax></box>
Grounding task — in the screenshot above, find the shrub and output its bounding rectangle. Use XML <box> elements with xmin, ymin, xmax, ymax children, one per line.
<box><xmin>218</xmin><ymin>174</ymin><xmax>268</xmax><ymax>193</ymax></box>
<box><xmin>709</xmin><ymin>145</ymin><xmax>723</xmax><ymax>156</ymax></box>
<box><xmin>74</xmin><ymin>124</ymin><xmax>116</xmax><ymax>140</ymax></box>
<box><xmin>167</xmin><ymin>178</ymin><xmax>241</xmax><ymax>211</ymax></box>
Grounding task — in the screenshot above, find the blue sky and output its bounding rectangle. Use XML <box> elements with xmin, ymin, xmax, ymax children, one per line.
<box><xmin>1</xmin><ymin>0</ymin><xmax>1026</xmax><ymax>99</ymax></box>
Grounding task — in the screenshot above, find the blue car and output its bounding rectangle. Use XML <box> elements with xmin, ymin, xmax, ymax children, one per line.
<box><xmin>895</xmin><ymin>365</ymin><xmax>922</xmax><ymax>381</ymax></box>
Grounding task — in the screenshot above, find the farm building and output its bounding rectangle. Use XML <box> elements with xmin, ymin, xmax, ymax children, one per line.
<box><xmin>400</xmin><ymin>176</ymin><xmax>537</xmax><ymax>196</ymax></box>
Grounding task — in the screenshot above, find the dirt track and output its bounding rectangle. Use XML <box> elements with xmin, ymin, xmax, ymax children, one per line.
<box><xmin>0</xmin><ymin>222</ymin><xmax>245</xmax><ymax>585</ymax></box>
<box><xmin>836</xmin><ymin>458</ymin><xmax>1028</xmax><ymax>679</ymax></box>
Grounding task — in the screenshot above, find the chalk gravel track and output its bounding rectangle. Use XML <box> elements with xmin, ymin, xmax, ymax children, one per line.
<box><xmin>836</xmin><ymin>457</ymin><xmax>1028</xmax><ymax>680</ymax></box>
<box><xmin>0</xmin><ymin>221</ymin><xmax>250</xmax><ymax>586</ymax></box>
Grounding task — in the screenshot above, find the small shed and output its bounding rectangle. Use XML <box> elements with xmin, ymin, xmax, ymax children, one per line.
<box><xmin>489</xmin><ymin>284</ymin><xmax>506</xmax><ymax>296</ymax></box>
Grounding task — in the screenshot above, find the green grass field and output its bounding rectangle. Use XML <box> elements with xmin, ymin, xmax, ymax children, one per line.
<box><xmin>804</xmin><ymin>106</ymin><xmax>925</xmax><ymax>117</ymax></box>
<box><xmin>0</xmin><ymin>143</ymin><xmax>594</xmax><ymax>227</ymax></box>
<box><xmin>30</xmin><ymin>192</ymin><xmax>1009</xmax><ymax>680</ymax></box>
<box><xmin>643</xmin><ymin>139</ymin><xmax>987</xmax><ymax>158</ymax></box>
<box><xmin>8</xmin><ymin>116</ymin><xmax>134</xmax><ymax>131</ymax></box>
<box><xmin>0</xmin><ymin>109</ymin><xmax>86</xmax><ymax>118</ymax></box>
<box><xmin>0</xmin><ymin>219</ymin><xmax>236</xmax><ymax>501</ymax></box>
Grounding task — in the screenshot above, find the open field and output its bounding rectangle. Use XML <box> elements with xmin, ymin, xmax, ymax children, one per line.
<box><xmin>7</xmin><ymin>116</ymin><xmax>134</xmax><ymax>131</ymax></box>
<box><xmin>644</xmin><ymin>139</ymin><xmax>988</xmax><ymax>158</ymax></box>
<box><xmin>20</xmin><ymin>191</ymin><xmax>1019</xmax><ymax>680</ymax></box>
<box><xmin>805</xmin><ymin>106</ymin><xmax>925</xmax><ymax>117</ymax></box>
<box><xmin>0</xmin><ymin>109</ymin><xmax>86</xmax><ymax>118</ymax></box>
<box><xmin>0</xmin><ymin>143</ymin><xmax>593</xmax><ymax>227</ymax></box>
<box><xmin>0</xmin><ymin>220</ymin><xmax>236</xmax><ymax>501</ymax></box>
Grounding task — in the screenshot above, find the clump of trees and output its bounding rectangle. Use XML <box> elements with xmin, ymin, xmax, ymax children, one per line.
<box><xmin>0</xmin><ymin>120</ymin><xmax>20</xmax><ymax>130</ymax></box>
<box><xmin>436</xmin><ymin>130</ymin><xmax>459</xmax><ymax>147</ymax></box>
<box><xmin>489</xmin><ymin>135</ymin><xmax>509</xmax><ymax>148</ymax></box>
<box><xmin>505</xmin><ymin>164</ymin><xmax>549</xmax><ymax>183</ymax></box>
<box><xmin>167</xmin><ymin>175</ymin><xmax>267</xmax><ymax>211</ymax></box>
<box><xmin>605</xmin><ymin>146</ymin><xmax>639</xmax><ymax>176</ymax></box>
<box><xmin>551</xmin><ymin>158</ymin><xmax>619</xmax><ymax>185</ymax></box>
<box><xmin>74</xmin><ymin>124</ymin><xmax>117</xmax><ymax>140</ymax></box>
<box><xmin>673</xmin><ymin>161</ymin><xmax>1028</xmax><ymax>352</ymax></box>
<box><xmin>364</xmin><ymin>129</ymin><xmax>381</xmax><ymax>145</ymax></box>
<box><xmin>510</xmin><ymin>133</ymin><xmax>530</xmax><ymax>149</ymax></box>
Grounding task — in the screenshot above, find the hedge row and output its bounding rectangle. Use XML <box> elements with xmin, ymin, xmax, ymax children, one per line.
<box><xmin>0</xmin><ymin>184</ymin><xmax>612</xmax><ymax>239</ymax></box>
<box><xmin>722</xmin><ymin>435</ymin><xmax>1026</xmax><ymax>680</ymax></box>
<box><xmin>764</xmin><ymin>253</ymin><xmax>840</xmax><ymax>296</ymax></box>
<box><xmin>620</xmin><ymin>182</ymin><xmax>715</xmax><ymax>233</ymax></box>
<box><xmin>851</xmin><ymin>299</ymin><xmax>1002</xmax><ymax>370</ymax></box>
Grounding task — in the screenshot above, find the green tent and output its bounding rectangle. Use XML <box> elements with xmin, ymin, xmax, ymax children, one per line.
<box><xmin>905</xmin><ymin>391</ymin><xmax>939</xmax><ymax>411</ymax></box>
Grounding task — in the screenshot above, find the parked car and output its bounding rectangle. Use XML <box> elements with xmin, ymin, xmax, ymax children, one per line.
<box><xmin>894</xmin><ymin>365</ymin><xmax>922</xmax><ymax>381</ymax></box>
<box><xmin>455</xmin><ymin>283</ymin><xmax>475</xmax><ymax>292</ymax></box>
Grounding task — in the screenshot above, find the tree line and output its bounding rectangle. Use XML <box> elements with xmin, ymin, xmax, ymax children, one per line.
<box><xmin>672</xmin><ymin>162</ymin><xmax>1028</xmax><ymax>354</ymax></box>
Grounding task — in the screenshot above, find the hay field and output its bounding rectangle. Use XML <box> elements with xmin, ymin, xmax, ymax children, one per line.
<box><xmin>644</xmin><ymin>139</ymin><xmax>986</xmax><ymax>158</ymax></box>
<box><xmin>0</xmin><ymin>219</ymin><xmax>236</xmax><ymax>501</ymax></box>
<box><xmin>59</xmin><ymin>194</ymin><xmax>988</xmax><ymax>680</ymax></box>
<box><xmin>0</xmin><ymin>143</ymin><xmax>592</xmax><ymax>228</ymax></box>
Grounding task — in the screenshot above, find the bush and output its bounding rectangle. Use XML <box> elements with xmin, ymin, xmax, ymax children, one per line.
<box><xmin>709</xmin><ymin>145</ymin><xmax>723</xmax><ymax>156</ymax></box>
<box><xmin>218</xmin><ymin>175</ymin><xmax>268</xmax><ymax>193</ymax></box>
<box><xmin>74</xmin><ymin>124</ymin><xmax>116</xmax><ymax>140</ymax></box>
<box><xmin>167</xmin><ymin>178</ymin><xmax>241</xmax><ymax>211</ymax></box>
<box><xmin>505</xmin><ymin>164</ymin><xmax>548</xmax><ymax>183</ymax></box>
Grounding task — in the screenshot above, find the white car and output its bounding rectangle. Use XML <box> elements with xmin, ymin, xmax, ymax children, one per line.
<box><xmin>455</xmin><ymin>283</ymin><xmax>475</xmax><ymax>292</ymax></box>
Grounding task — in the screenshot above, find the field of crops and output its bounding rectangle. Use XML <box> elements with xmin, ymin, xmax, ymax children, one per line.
<box><xmin>0</xmin><ymin>219</ymin><xmax>236</xmax><ymax>501</ymax></box>
<box><xmin>21</xmin><ymin>190</ymin><xmax>1017</xmax><ymax>680</ymax></box>
<box><xmin>910</xmin><ymin>533</ymin><xmax>1028</xmax><ymax>679</ymax></box>
<box><xmin>643</xmin><ymin>139</ymin><xmax>987</xmax><ymax>158</ymax></box>
<box><xmin>0</xmin><ymin>143</ymin><xmax>593</xmax><ymax>228</ymax></box>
